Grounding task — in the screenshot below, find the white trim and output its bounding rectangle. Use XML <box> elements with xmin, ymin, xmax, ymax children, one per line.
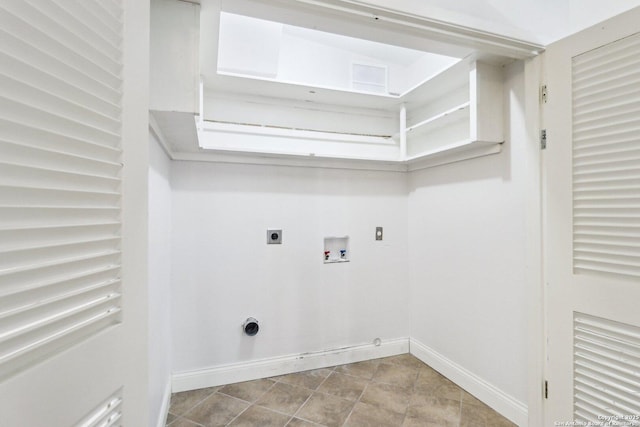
<box><xmin>406</xmin><ymin>142</ymin><xmax>502</xmax><ymax>171</ymax></box>
<box><xmin>171</xmin><ymin>151</ymin><xmax>408</xmax><ymax>172</ymax></box>
<box><xmin>410</xmin><ymin>338</ymin><xmax>528</xmax><ymax>427</ymax></box>
<box><xmin>148</xmin><ymin>113</ymin><xmax>176</xmax><ymax>160</ymax></box>
<box><xmin>172</xmin><ymin>338</ymin><xmax>409</xmax><ymax>393</ymax></box>
<box><xmin>289</xmin><ymin>0</ymin><xmax>543</xmax><ymax>59</ymax></box>
<box><xmin>155</xmin><ymin>379</ymin><xmax>172</xmax><ymax>427</ymax></box>
<box><xmin>523</xmin><ymin>55</ymin><xmax>544</xmax><ymax>427</ymax></box>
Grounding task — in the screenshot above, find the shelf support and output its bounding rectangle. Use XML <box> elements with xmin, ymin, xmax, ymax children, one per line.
<box><xmin>198</xmin><ymin>76</ymin><xmax>204</xmax><ymax>131</ymax></box>
<box><xmin>399</xmin><ymin>104</ymin><xmax>407</xmax><ymax>160</ymax></box>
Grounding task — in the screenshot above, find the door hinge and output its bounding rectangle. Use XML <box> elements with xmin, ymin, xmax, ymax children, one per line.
<box><xmin>541</xmin><ymin>85</ymin><xmax>548</xmax><ymax>104</ymax></box>
<box><xmin>540</xmin><ymin>129</ymin><xmax>547</xmax><ymax>150</ymax></box>
<box><xmin>544</xmin><ymin>380</ymin><xmax>549</xmax><ymax>399</ymax></box>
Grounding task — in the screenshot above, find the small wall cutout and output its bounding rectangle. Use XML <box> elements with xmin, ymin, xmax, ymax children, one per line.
<box><xmin>243</xmin><ymin>318</ymin><xmax>259</xmax><ymax>336</ymax></box>
<box><xmin>324</xmin><ymin>236</ymin><xmax>349</xmax><ymax>263</ymax></box>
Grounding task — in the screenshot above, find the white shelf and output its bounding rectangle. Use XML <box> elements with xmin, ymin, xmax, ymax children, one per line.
<box><xmin>154</xmin><ymin>59</ymin><xmax>504</xmax><ymax>171</ymax></box>
<box><xmin>406</xmin><ymin>102</ymin><xmax>470</xmax><ymax>135</ymax></box>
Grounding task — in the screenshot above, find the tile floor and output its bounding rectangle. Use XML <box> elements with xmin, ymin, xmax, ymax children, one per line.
<box><xmin>166</xmin><ymin>354</ymin><xmax>516</xmax><ymax>427</ymax></box>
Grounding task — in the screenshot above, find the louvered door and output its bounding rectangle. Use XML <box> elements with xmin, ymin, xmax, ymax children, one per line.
<box><xmin>0</xmin><ymin>1</ymin><xmax>148</xmax><ymax>426</ymax></box>
<box><xmin>543</xmin><ymin>7</ymin><xmax>640</xmax><ymax>426</ymax></box>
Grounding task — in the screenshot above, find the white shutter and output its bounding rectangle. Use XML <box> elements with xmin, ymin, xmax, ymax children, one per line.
<box><xmin>0</xmin><ymin>0</ymin><xmax>123</xmax><ymax>379</ymax></box>
<box><xmin>572</xmin><ymin>32</ymin><xmax>640</xmax><ymax>280</ymax></box>
<box><xmin>574</xmin><ymin>313</ymin><xmax>640</xmax><ymax>426</ymax></box>
<box><xmin>75</xmin><ymin>389</ymin><xmax>123</xmax><ymax>427</ymax></box>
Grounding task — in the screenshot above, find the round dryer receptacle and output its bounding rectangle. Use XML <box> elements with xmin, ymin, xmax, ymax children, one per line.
<box><xmin>243</xmin><ymin>318</ymin><xmax>259</xmax><ymax>336</ymax></box>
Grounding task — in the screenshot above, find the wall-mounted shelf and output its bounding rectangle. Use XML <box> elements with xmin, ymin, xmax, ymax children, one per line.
<box><xmin>152</xmin><ymin>59</ymin><xmax>504</xmax><ymax>171</ymax></box>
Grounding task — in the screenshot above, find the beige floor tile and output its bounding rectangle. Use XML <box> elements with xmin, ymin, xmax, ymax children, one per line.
<box><xmin>344</xmin><ymin>401</ymin><xmax>404</xmax><ymax>427</ymax></box>
<box><xmin>256</xmin><ymin>382</ymin><xmax>313</xmax><ymax>415</ymax></box>
<box><xmin>168</xmin><ymin>417</ymin><xmax>204</xmax><ymax>427</ymax></box>
<box><xmin>183</xmin><ymin>392</ymin><xmax>249</xmax><ymax>426</ymax></box>
<box><xmin>461</xmin><ymin>390</ymin><xmax>485</xmax><ymax>406</ymax></box>
<box><xmin>317</xmin><ymin>372</ymin><xmax>368</xmax><ymax>401</ymax></box>
<box><xmin>402</xmin><ymin>406</ymin><xmax>459</xmax><ymax>427</ymax></box>
<box><xmin>276</xmin><ymin>369</ymin><xmax>333</xmax><ymax>390</ymax></box>
<box><xmin>403</xmin><ymin>400</ymin><xmax>461</xmax><ymax>427</ymax></box>
<box><xmin>228</xmin><ymin>405</ymin><xmax>291</xmax><ymax>427</ymax></box>
<box><xmin>219</xmin><ymin>378</ymin><xmax>275</xmax><ymax>403</ymax></box>
<box><xmin>410</xmin><ymin>386</ymin><xmax>460</xmax><ymax>408</ymax></box>
<box><xmin>286</xmin><ymin>418</ymin><xmax>321</xmax><ymax>427</ymax></box>
<box><xmin>415</xmin><ymin>373</ymin><xmax>461</xmax><ymax>401</ymax></box>
<box><xmin>169</xmin><ymin>387</ymin><xmax>219</xmax><ymax>416</ymax></box>
<box><xmin>334</xmin><ymin>360</ymin><xmax>379</xmax><ymax>380</ymax></box>
<box><xmin>166</xmin><ymin>355</ymin><xmax>516</xmax><ymax>427</ymax></box>
<box><xmin>376</xmin><ymin>354</ymin><xmax>425</xmax><ymax>371</ymax></box>
<box><xmin>295</xmin><ymin>392</ymin><xmax>354</xmax><ymax>427</ymax></box>
<box><xmin>372</xmin><ymin>363</ymin><xmax>418</xmax><ymax>389</ymax></box>
<box><xmin>460</xmin><ymin>402</ymin><xmax>516</xmax><ymax>427</ymax></box>
<box><xmin>359</xmin><ymin>382</ymin><xmax>412</xmax><ymax>415</ymax></box>
<box><xmin>415</xmin><ymin>365</ymin><xmax>444</xmax><ymax>385</ymax></box>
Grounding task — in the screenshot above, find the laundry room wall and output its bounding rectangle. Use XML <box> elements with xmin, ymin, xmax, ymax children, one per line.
<box><xmin>170</xmin><ymin>162</ymin><xmax>409</xmax><ymax>381</ymax></box>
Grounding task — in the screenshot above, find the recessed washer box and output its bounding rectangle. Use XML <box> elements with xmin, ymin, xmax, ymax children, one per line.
<box><xmin>267</xmin><ymin>229</ymin><xmax>282</xmax><ymax>244</ymax></box>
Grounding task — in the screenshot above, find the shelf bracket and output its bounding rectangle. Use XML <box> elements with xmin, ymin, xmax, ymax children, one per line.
<box><xmin>399</xmin><ymin>104</ymin><xmax>407</xmax><ymax>160</ymax></box>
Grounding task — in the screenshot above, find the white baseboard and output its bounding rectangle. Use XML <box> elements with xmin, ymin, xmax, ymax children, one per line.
<box><xmin>156</xmin><ymin>378</ymin><xmax>172</xmax><ymax>427</ymax></box>
<box><xmin>410</xmin><ymin>338</ymin><xmax>528</xmax><ymax>427</ymax></box>
<box><xmin>172</xmin><ymin>338</ymin><xmax>409</xmax><ymax>393</ymax></box>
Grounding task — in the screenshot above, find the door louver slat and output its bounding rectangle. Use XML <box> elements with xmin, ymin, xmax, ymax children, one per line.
<box><xmin>0</xmin><ymin>0</ymin><xmax>122</xmax><ymax>380</ymax></box>
<box><xmin>574</xmin><ymin>313</ymin><xmax>640</xmax><ymax>425</ymax></box>
<box><xmin>572</xmin><ymin>32</ymin><xmax>640</xmax><ymax>280</ymax></box>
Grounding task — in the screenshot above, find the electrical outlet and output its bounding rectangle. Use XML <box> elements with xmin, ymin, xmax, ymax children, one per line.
<box><xmin>375</xmin><ymin>227</ymin><xmax>383</xmax><ymax>241</ymax></box>
<box><xmin>267</xmin><ymin>229</ymin><xmax>282</xmax><ymax>244</ymax></box>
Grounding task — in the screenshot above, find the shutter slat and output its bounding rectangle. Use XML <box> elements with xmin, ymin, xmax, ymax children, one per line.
<box><xmin>0</xmin><ymin>307</ymin><xmax>121</xmax><ymax>366</ymax></box>
<box><xmin>4</xmin><ymin>1</ymin><xmax>120</xmax><ymax>75</ymax></box>
<box><xmin>0</xmin><ymin>29</ymin><xmax>120</xmax><ymax>105</ymax></box>
<box><xmin>75</xmin><ymin>391</ymin><xmax>123</xmax><ymax>427</ymax></box>
<box><xmin>0</xmin><ymin>0</ymin><xmax>122</xmax><ymax>379</ymax></box>
<box><xmin>0</xmin><ymin>97</ymin><xmax>120</xmax><ymax>147</ymax></box>
<box><xmin>574</xmin><ymin>79</ymin><xmax>640</xmax><ymax>111</ymax></box>
<box><xmin>0</xmin><ymin>119</ymin><xmax>121</xmax><ymax>161</ymax></box>
<box><xmin>0</xmin><ymin>292</ymin><xmax>121</xmax><ymax>343</ymax></box>
<box><xmin>0</xmin><ymin>163</ymin><xmax>120</xmax><ymax>194</ymax></box>
<box><xmin>59</xmin><ymin>0</ymin><xmax>123</xmax><ymax>47</ymax></box>
<box><xmin>0</xmin><ymin>7</ymin><xmax>120</xmax><ymax>88</ymax></box>
<box><xmin>0</xmin><ymin>186</ymin><xmax>120</xmax><ymax>208</ymax></box>
<box><xmin>0</xmin><ymin>279</ymin><xmax>120</xmax><ymax>320</ymax></box>
<box><xmin>0</xmin><ymin>140</ymin><xmax>121</xmax><ymax>177</ymax></box>
<box><xmin>0</xmin><ymin>51</ymin><xmax>120</xmax><ymax>119</ymax></box>
<box><xmin>573</xmin><ymin>55</ymin><xmax>640</xmax><ymax>88</ymax></box>
<box><xmin>574</xmin><ymin>313</ymin><xmax>640</xmax><ymax>421</ymax></box>
<box><xmin>0</xmin><ymin>264</ymin><xmax>119</xmax><ymax>299</ymax></box>
<box><xmin>573</xmin><ymin>33</ymin><xmax>640</xmax><ymax>68</ymax></box>
<box><xmin>0</xmin><ymin>250</ymin><xmax>120</xmax><ymax>285</ymax></box>
<box><xmin>0</xmin><ymin>73</ymin><xmax>120</xmax><ymax>134</ymax></box>
<box><xmin>572</xmin><ymin>33</ymin><xmax>640</xmax><ymax>280</ymax></box>
<box><xmin>30</xmin><ymin>0</ymin><xmax>121</xmax><ymax>56</ymax></box>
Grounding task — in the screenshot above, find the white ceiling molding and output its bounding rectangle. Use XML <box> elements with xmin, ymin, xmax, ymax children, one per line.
<box><xmin>286</xmin><ymin>0</ymin><xmax>545</xmax><ymax>59</ymax></box>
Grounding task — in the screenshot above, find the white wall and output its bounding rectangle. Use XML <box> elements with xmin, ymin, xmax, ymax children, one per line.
<box><xmin>407</xmin><ymin>61</ymin><xmax>529</xmax><ymax>405</ymax></box>
<box><xmin>170</xmin><ymin>162</ymin><xmax>409</xmax><ymax>373</ymax></box>
<box><xmin>150</xmin><ymin>0</ymin><xmax>199</xmax><ymax>113</ymax></box>
<box><xmin>148</xmin><ymin>132</ymin><xmax>173</xmax><ymax>426</ymax></box>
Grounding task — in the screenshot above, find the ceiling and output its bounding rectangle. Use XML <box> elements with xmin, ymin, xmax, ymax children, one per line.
<box><xmin>355</xmin><ymin>0</ymin><xmax>640</xmax><ymax>44</ymax></box>
<box><xmin>207</xmin><ymin>0</ymin><xmax>640</xmax><ymax>46</ymax></box>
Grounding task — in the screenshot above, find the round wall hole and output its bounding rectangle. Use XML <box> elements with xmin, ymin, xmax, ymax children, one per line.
<box><xmin>243</xmin><ymin>318</ymin><xmax>259</xmax><ymax>336</ymax></box>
